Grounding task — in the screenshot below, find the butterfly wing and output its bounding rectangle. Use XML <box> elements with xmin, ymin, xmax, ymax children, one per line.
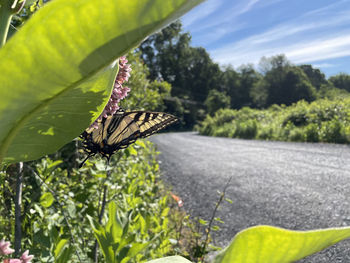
<box><xmin>80</xmin><ymin>110</ymin><xmax>178</xmax><ymax>162</ymax></box>
<box><xmin>126</xmin><ymin>111</ymin><xmax>178</xmax><ymax>138</ymax></box>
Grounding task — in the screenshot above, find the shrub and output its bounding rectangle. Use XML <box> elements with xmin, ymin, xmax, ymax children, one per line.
<box><xmin>212</xmin><ymin>122</ymin><xmax>235</xmax><ymax>137</ymax></box>
<box><xmin>198</xmin><ymin>96</ymin><xmax>350</xmax><ymax>144</ymax></box>
<box><xmin>304</xmin><ymin>123</ymin><xmax>319</xmax><ymax>142</ymax></box>
<box><xmin>233</xmin><ymin>119</ymin><xmax>258</xmax><ymax>139</ymax></box>
<box><xmin>319</xmin><ymin>119</ymin><xmax>346</xmax><ymax>143</ymax></box>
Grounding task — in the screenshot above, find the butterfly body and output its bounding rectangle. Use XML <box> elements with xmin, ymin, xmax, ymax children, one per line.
<box><xmin>80</xmin><ymin>109</ymin><xmax>178</xmax><ymax>166</ymax></box>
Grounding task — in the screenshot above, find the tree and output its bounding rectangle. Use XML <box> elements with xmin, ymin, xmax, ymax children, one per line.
<box><xmin>221</xmin><ymin>66</ymin><xmax>240</xmax><ymax>108</ymax></box>
<box><xmin>139</xmin><ymin>21</ymin><xmax>221</xmax><ymax>127</ymax></box>
<box><xmin>251</xmin><ymin>55</ymin><xmax>316</xmax><ymax>107</ymax></box>
<box><xmin>329</xmin><ymin>73</ymin><xmax>350</xmax><ymax>92</ymax></box>
<box><xmin>237</xmin><ymin>64</ymin><xmax>261</xmax><ymax>108</ymax></box>
<box><xmin>258</xmin><ymin>54</ymin><xmax>291</xmax><ymax>74</ymax></box>
<box><xmin>205</xmin><ymin>89</ymin><xmax>231</xmax><ymax>116</ymax></box>
<box><xmin>299</xmin><ymin>64</ymin><xmax>327</xmax><ymax>90</ymax></box>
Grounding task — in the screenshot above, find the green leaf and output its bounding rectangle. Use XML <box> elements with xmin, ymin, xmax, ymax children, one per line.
<box><xmin>135</xmin><ymin>140</ymin><xmax>146</xmax><ymax>149</ymax></box>
<box><xmin>214</xmin><ymin>225</ymin><xmax>350</xmax><ymax>263</ymax></box>
<box><xmin>198</xmin><ymin>219</ymin><xmax>208</xmax><ymax>225</ymax></box>
<box><xmin>0</xmin><ymin>0</ymin><xmax>204</xmax><ymax>164</ymax></box>
<box><xmin>40</xmin><ymin>192</ymin><xmax>54</xmax><ymax>207</ymax></box>
<box><xmin>128</xmin><ymin>146</ymin><xmax>138</xmax><ymax>156</ymax></box>
<box><xmin>34</xmin><ymin>203</ymin><xmax>44</xmax><ymax>217</ymax></box>
<box><xmin>225</xmin><ymin>198</ymin><xmax>233</xmax><ymax>204</ymax></box>
<box><xmin>211</xmin><ymin>225</ymin><xmax>220</xmax><ymax>231</ymax></box>
<box><xmin>54</xmin><ymin>239</ymin><xmax>68</xmax><ymax>258</ymax></box>
<box><xmin>56</xmin><ymin>245</ymin><xmax>74</xmax><ymax>263</ymax></box>
<box><xmin>127</xmin><ymin>242</ymin><xmax>149</xmax><ymax>259</ymax></box>
<box><xmin>146</xmin><ymin>256</ymin><xmax>192</xmax><ymax>263</ymax></box>
<box><xmin>88</xmin><ymin>215</ymin><xmax>116</xmax><ymax>263</ymax></box>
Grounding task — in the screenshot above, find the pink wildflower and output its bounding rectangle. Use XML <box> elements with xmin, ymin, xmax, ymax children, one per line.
<box><xmin>90</xmin><ymin>56</ymin><xmax>132</xmax><ymax>129</ymax></box>
<box><xmin>0</xmin><ymin>240</ymin><xmax>15</xmax><ymax>255</ymax></box>
<box><xmin>20</xmin><ymin>250</ymin><xmax>33</xmax><ymax>263</ymax></box>
<box><xmin>3</xmin><ymin>259</ymin><xmax>21</xmax><ymax>263</ymax></box>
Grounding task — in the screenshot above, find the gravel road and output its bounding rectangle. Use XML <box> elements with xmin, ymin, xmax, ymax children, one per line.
<box><xmin>150</xmin><ymin>132</ymin><xmax>350</xmax><ymax>262</ymax></box>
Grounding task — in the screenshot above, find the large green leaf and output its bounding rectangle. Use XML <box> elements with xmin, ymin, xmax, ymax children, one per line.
<box><xmin>214</xmin><ymin>225</ymin><xmax>350</xmax><ymax>263</ymax></box>
<box><xmin>0</xmin><ymin>0</ymin><xmax>204</xmax><ymax>164</ymax></box>
<box><xmin>146</xmin><ymin>256</ymin><xmax>192</xmax><ymax>263</ymax></box>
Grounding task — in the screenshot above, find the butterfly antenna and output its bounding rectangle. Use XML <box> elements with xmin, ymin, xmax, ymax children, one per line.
<box><xmin>79</xmin><ymin>154</ymin><xmax>93</xmax><ymax>168</ymax></box>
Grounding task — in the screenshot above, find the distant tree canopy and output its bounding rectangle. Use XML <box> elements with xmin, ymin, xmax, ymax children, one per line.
<box><xmin>205</xmin><ymin>89</ymin><xmax>231</xmax><ymax>116</ymax></box>
<box><xmin>329</xmin><ymin>73</ymin><xmax>350</xmax><ymax>92</ymax></box>
<box><xmin>251</xmin><ymin>55</ymin><xmax>317</xmax><ymax>107</ymax></box>
<box><xmin>139</xmin><ymin>21</ymin><xmax>220</xmax><ymax>103</ymax></box>
<box><xmin>138</xmin><ymin>21</ymin><xmax>349</xmax><ymax>129</ymax></box>
<box><xmin>298</xmin><ymin>64</ymin><xmax>328</xmax><ymax>90</ymax></box>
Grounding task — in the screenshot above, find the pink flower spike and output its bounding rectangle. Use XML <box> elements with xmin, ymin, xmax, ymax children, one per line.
<box><xmin>20</xmin><ymin>250</ymin><xmax>34</xmax><ymax>263</ymax></box>
<box><xmin>0</xmin><ymin>239</ymin><xmax>15</xmax><ymax>255</ymax></box>
<box><xmin>89</xmin><ymin>55</ymin><xmax>132</xmax><ymax>129</ymax></box>
<box><xmin>4</xmin><ymin>259</ymin><xmax>21</xmax><ymax>263</ymax></box>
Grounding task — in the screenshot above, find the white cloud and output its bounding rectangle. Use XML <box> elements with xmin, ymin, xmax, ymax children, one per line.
<box><xmin>212</xmin><ymin>32</ymin><xmax>350</xmax><ymax>67</ymax></box>
<box><xmin>184</xmin><ymin>0</ymin><xmax>263</xmax><ymax>34</ymax></box>
<box><xmin>210</xmin><ymin>6</ymin><xmax>350</xmax><ymax>67</ymax></box>
<box><xmin>286</xmin><ymin>35</ymin><xmax>350</xmax><ymax>63</ymax></box>
<box><xmin>238</xmin><ymin>0</ymin><xmax>260</xmax><ymax>15</ymax></box>
<box><xmin>181</xmin><ymin>0</ymin><xmax>223</xmax><ymax>28</ymax></box>
<box><xmin>312</xmin><ymin>63</ymin><xmax>336</xmax><ymax>68</ymax></box>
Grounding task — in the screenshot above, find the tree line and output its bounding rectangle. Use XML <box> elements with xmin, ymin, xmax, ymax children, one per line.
<box><xmin>138</xmin><ymin>21</ymin><xmax>350</xmax><ymax>128</ymax></box>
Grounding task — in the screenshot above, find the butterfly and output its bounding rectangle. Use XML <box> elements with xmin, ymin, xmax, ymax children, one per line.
<box><xmin>79</xmin><ymin>109</ymin><xmax>178</xmax><ymax>167</ymax></box>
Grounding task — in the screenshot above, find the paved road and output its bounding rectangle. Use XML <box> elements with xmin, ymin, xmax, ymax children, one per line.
<box><xmin>150</xmin><ymin>132</ymin><xmax>350</xmax><ymax>262</ymax></box>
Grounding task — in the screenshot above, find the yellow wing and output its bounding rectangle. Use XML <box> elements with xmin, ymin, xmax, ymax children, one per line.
<box><xmin>80</xmin><ymin>110</ymin><xmax>178</xmax><ymax>163</ymax></box>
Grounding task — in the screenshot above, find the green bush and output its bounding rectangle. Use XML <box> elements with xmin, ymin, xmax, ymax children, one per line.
<box><xmin>319</xmin><ymin>119</ymin><xmax>346</xmax><ymax>143</ymax></box>
<box><xmin>305</xmin><ymin>123</ymin><xmax>320</xmax><ymax>142</ymax></box>
<box><xmin>212</xmin><ymin>122</ymin><xmax>235</xmax><ymax>137</ymax></box>
<box><xmin>199</xmin><ymin>97</ymin><xmax>350</xmax><ymax>144</ymax></box>
<box><xmin>1</xmin><ymin>142</ymin><xmax>177</xmax><ymax>262</ymax></box>
<box><xmin>233</xmin><ymin>120</ymin><xmax>258</xmax><ymax>139</ymax></box>
<box><xmin>288</xmin><ymin>127</ymin><xmax>306</xmax><ymax>142</ymax></box>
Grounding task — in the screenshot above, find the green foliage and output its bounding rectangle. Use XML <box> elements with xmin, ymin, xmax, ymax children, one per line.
<box><xmin>89</xmin><ymin>201</ymin><xmax>162</xmax><ymax>263</ymax></box>
<box><xmin>213</xmin><ymin>225</ymin><xmax>350</xmax><ymax>263</ymax></box>
<box><xmin>139</xmin><ymin>21</ymin><xmax>220</xmax><ymax>129</ymax></box>
<box><xmin>252</xmin><ymin>57</ymin><xmax>317</xmax><ymax>108</ymax></box>
<box><xmin>198</xmin><ymin>97</ymin><xmax>350</xmax><ymax>144</ymax></box>
<box><xmin>140</xmin><ymin>23</ymin><xmax>220</xmax><ymax>104</ymax></box>
<box><xmin>0</xmin><ymin>141</ymin><xmax>176</xmax><ymax>262</ymax></box>
<box><xmin>329</xmin><ymin>73</ymin><xmax>350</xmax><ymax>92</ymax></box>
<box><xmin>0</xmin><ymin>0</ymin><xmax>204</xmax><ymax>164</ymax></box>
<box><xmin>204</xmin><ymin>90</ymin><xmax>231</xmax><ymax>116</ymax></box>
<box><xmin>121</xmin><ymin>51</ymin><xmax>171</xmax><ymax>112</ymax></box>
<box><xmin>298</xmin><ymin>64</ymin><xmax>328</xmax><ymax>90</ymax></box>
<box><xmin>317</xmin><ymin>84</ymin><xmax>349</xmax><ymax>100</ymax></box>
<box><xmin>233</xmin><ymin>119</ymin><xmax>258</xmax><ymax>139</ymax></box>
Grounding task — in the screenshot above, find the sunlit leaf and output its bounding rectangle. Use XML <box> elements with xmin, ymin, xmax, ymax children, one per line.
<box><xmin>0</xmin><ymin>0</ymin><xmax>204</xmax><ymax>164</ymax></box>
<box><xmin>214</xmin><ymin>225</ymin><xmax>350</xmax><ymax>263</ymax></box>
<box><xmin>40</xmin><ymin>192</ymin><xmax>54</xmax><ymax>208</ymax></box>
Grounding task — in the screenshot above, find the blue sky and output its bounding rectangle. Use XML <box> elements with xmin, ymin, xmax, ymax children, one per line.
<box><xmin>181</xmin><ymin>0</ymin><xmax>350</xmax><ymax>77</ymax></box>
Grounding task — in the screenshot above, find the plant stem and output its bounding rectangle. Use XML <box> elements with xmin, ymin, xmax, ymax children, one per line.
<box><xmin>14</xmin><ymin>162</ymin><xmax>23</xmax><ymax>256</ymax></box>
<box><xmin>93</xmin><ymin>169</ymin><xmax>111</xmax><ymax>263</ymax></box>
<box><xmin>0</xmin><ymin>0</ymin><xmax>13</xmax><ymax>48</ymax></box>
<box><xmin>201</xmin><ymin>177</ymin><xmax>232</xmax><ymax>261</ymax></box>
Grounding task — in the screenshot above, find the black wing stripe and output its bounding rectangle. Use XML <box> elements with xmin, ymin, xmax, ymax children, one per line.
<box><xmin>80</xmin><ymin>110</ymin><xmax>178</xmax><ymax>165</ymax></box>
<box><xmin>139</xmin><ymin>114</ymin><xmax>177</xmax><ymax>138</ymax></box>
